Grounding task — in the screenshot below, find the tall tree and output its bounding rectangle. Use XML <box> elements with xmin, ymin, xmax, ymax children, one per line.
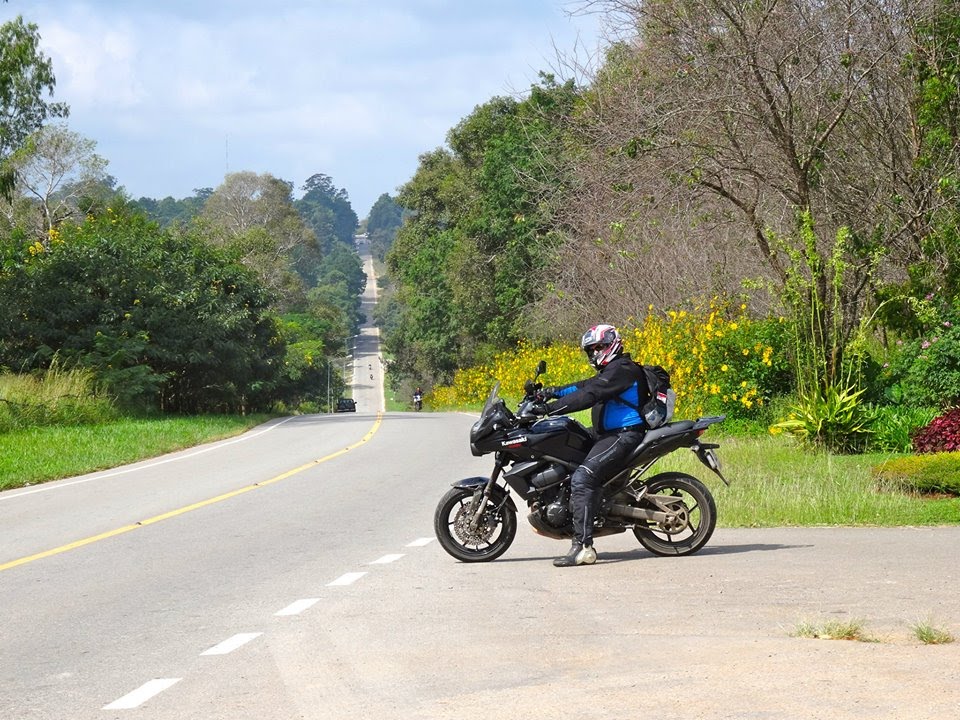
<box><xmin>295</xmin><ymin>173</ymin><xmax>359</xmax><ymax>253</ymax></box>
<box><xmin>0</xmin><ymin>16</ymin><xmax>68</xmax><ymax>199</ymax></box>
<box><xmin>201</xmin><ymin>171</ymin><xmax>317</xmax><ymax>308</ymax></box>
<box><xmin>4</xmin><ymin>123</ymin><xmax>107</xmax><ymax>241</ymax></box>
<box><xmin>365</xmin><ymin>192</ymin><xmax>403</xmax><ymax>262</ymax></box>
<box><xmin>561</xmin><ymin>0</ymin><xmax>960</xmax><ymax>383</ymax></box>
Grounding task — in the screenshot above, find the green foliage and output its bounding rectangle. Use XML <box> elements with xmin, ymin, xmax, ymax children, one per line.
<box><xmin>385</xmin><ymin>75</ymin><xmax>580</xmax><ymax>383</ymax></box>
<box><xmin>0</xmin><ymin>16</ymin><xmax>69</xmax><ymax>199</ymax></box>
<box><xmin>883</xmin><ymin>317</ymin><xmax>960</xmax><ymax>408</ymax></box>
<box><xmin>0</xmin><ymin>209</ymin><xmax>284</xmax><ymax>412</ymax></box>
<box><xmin>295</xmin><ymin>173</ymin><xmax>358</xmax><ymax>254</ymax></box>
<box><xmin>132</xmin><ymin>188</ymin><xmax>212</xmax><ymax>227</ymax></box>
<box><xmin>866</xmin><ymin>404</ymin><xmax>938</xmax><ymax>453</ymax></box>
<box><xmin>872</xmin><ymin>452</ymin><xmax>960</xmax><ymax>495</ymax></box>
<box><xmin>365</xmin><ymin>193</ymin><xmax>403</xmax><ymax>262</ymax></box>
<box><xmin>772</xmin><ymin>384</ymin><xmax>875</xmax><ymax>453</ymax></box>
<box><xmin>0</xmin><ymin>362</ymin><xmax>117</xmax><ymax>432</ymax></box>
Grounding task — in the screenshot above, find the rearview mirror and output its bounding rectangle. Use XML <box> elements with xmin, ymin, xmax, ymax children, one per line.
<box><xmin>536</xmin><ymin>360</ymin><xmax>547</xmax><ymax>376</ymax></box>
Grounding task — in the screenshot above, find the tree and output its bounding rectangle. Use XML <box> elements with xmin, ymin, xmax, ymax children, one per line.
<box><xmin>295</xmin><ymin>173</ymin><xmax>359</xmax><ymax>253</ymax></box>
<box><xmin>385</xmin><ymin>75</ymin><xmax>579</xmax><ymax>382</ymax></box>
<box><xmin>0</xmin><ymin>209</ymin><xmax>283</xmax><ymax>412</ymax></box>
<box><xmin>562</xmin><ymin>0</ymin><xmax>960</xmax><ymax>384</ymax></box>
<box><xmin>4</xmin><ymin>123</ymin><xmax>108</xmax><ymax>241</ymax></box>
<box><xmin>365</xmin><ymin>193</ymin><xmax>403</xmax><ymax>262</ymax></box>
<box><xmin>201</xmin><ymin>171</ymin><xmax>317</xmax><ymax>308</ymax></box>
<box><xmin>0</xmin><ymin>16</ymin><xmax>68</xmax><ymax>199</ymax></box>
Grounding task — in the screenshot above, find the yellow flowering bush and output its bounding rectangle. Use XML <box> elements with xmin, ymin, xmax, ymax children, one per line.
<box><xmin>429</xmin><ymin>300</ymin><xmax>790</xmax><ymax>421</ymax></box>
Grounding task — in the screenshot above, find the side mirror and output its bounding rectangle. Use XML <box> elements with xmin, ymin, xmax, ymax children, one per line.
<box><xmin>535</xmin><ymin>360</ymin><xmax>547</xmax><ymax>377</ymax></box>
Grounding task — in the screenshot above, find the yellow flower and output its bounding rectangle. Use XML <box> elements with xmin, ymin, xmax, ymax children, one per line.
<box><xmin>721</xmin><ymin>364</ymin><xmax>728</xmax><ymax>372</ymax></box>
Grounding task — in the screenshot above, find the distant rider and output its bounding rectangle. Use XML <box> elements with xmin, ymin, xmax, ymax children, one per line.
<box><xmin>534</xmin><ymin>324</ymin><xmax>649</xmax><ymax>567</ymax></box>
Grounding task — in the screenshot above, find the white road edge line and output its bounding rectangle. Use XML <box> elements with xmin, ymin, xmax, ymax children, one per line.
<box><xmin>103</xmin><ymin>678</ymin><xmax>182</xmax><ymax>710</ymax></box>
<box><xmin>275</xmin><ymin>598</ymin><xmax>320</xmax><ymax>616</ymax></box>
<box><xmin>327</xmin><ymin>571</ymin><xmax>367</xmax><ymax>586</ymax></box>
<box><xmin>370</xmin><ymin>553</ymin><xmax>405</xmax><ymax>564</ymax></box>
<box><xmin>407</xmin><ymin>537</ymin><xmax>434</xmax><ymax>547</ymax></box>
<box><xmin>200</xmin><ymin>632</ymin><xmax>263</xmax><ymax>656</ymax></box>
<box><xmin>0</xmin><ymin>417</ymin><xmax>297</xmax><ymax>501</ymax></box>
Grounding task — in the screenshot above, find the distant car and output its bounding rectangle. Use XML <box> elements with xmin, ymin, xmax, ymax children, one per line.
<box><xmin>335</xmin><ymin>398</ymin><xmax>356</xmax><ymax>413</ymax></box>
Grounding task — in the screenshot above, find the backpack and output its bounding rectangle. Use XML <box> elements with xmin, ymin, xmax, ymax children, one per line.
<box><xmin>639</xmin><ymin>365</ymin><xmax>675</xmax><ymax>429</ymax></box>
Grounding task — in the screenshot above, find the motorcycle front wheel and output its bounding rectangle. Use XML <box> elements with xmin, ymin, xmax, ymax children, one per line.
<box><xmin>632</xmin><ymin>472</ymin><xmax>717</xmax><ymax>557</ymax></box>
<box><xmin>434</xmin><ymin>487</ymin><xmax>517</xmax><ymax>562</ymax></box>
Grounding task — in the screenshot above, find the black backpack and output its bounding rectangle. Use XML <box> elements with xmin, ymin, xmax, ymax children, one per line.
<box><xmin>638</xmin><ymin>364</ymin><xmax>675</xmax><ymax>428</ymax></box>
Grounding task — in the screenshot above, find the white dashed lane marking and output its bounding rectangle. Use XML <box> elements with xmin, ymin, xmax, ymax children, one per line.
<box><xmin>327</xmin><ymin>571</ymin><xmax>367</xmax><ymax>586</ymax></box>
<box><xmin>103</xmin><ymin>678</ymin><xmax>181</xmax><ymax>710</ymax></box>
<box><xmin>200</xmin><ymin>632</ymin><xmax>263</xmax><ymax>656</ymax></box>
<box><xmin>406</xmin><ymin>537</ymin><xmax>434</xmax><ymax>547</ymax></box>
<box><xmin>275</xmin><ymin>598</ymin><xmax>320</xmax><ymax>616</ymax></box>
<box><xmin>103</xmin><ymin>540</ymin><xmax>429</xmax><ymax>712</ymax></box>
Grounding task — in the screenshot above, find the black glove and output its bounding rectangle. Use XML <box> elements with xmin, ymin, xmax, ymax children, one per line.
<box><xmin>540</xmin><ymin>386</ymin><xmax>560</xmax><ymax>400</ymax></box>
<box><xmin>529</xmin><ymin>401</ymin><xmax>549</xmax><ymax>416</ymax></box>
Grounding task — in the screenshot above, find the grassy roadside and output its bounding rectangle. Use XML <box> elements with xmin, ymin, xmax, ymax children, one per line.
<box><xmin>2</xmin><ymin>409</ymin><xmax>956</xmax><ymax>528</ymax></box>
<box><xmin>0</xmin><ymin>415</ymin><xmax>271</xmax><ymax>491</ymax></box>
<box><xmin>656</xmin><ymin>432</ymin><xmax>959</xmax><ymax>527</ymax></box>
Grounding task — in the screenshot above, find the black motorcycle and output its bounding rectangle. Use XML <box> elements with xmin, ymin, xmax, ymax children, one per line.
<box><xmin>434</xmin><ymin>361</ymin><xmax>729</xmax><ymax>562</ymax></box>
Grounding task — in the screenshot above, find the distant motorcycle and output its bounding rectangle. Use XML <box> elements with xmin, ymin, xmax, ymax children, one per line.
<box><xmin>413</xmin><ymin>393</ymin><xmax>423</xmax><ymax>411</ymax></box>
<box><xmin>434</xmin><ymin>361</ymin><xmax>729</xmax><ymax>562</ymax></box>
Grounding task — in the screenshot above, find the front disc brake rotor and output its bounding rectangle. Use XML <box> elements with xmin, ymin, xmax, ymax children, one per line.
<box><xmin>452</xmin><ymin>502</ymin><xmax>497</xmax><ymax>545</ymax></box>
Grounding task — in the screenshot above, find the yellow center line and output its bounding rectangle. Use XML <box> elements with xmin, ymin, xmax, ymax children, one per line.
<box><xmin>0</xmin><ymin>412</ymin><xmax>383</xmax><ymax>573</ymax></box>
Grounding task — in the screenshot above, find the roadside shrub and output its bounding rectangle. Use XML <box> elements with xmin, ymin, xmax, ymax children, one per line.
<box><xmin>771</xmin><ymin>384</ymin><xmax>875</xmax><ymax>453</ymax></box>
<box><xmin>912</xmin><ymin>407</ymin><xmax>960</xmax><ymax>453</ymax></box>
<box><xmin>0</xmin><ymin>364</ymin><xmax>117</xmax><ymax>432</ymax></box>
<box><xmin>872</xmin><ymin>453</ymin><xmax>960</xmax><ymax>495</ymax></box>
<box><xmin>882</xmin><ymin>319</ymin><xmax>960</xmax><ymax>408</ymax></box>
<box><xmin>430</xmin><ymin>299</ymin><xmax>790</xmax><ymax>423</ymax></box>
<box><xmin>867</xmin><ymin>405</ymin><xmax>938</xmax><ymax>452</ymax></box>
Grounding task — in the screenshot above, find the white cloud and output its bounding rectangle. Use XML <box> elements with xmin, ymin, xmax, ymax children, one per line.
<box><xmin>2</xmin><ymin>1</ymin><xmax>604</xmax><ymax>215</ymax></box>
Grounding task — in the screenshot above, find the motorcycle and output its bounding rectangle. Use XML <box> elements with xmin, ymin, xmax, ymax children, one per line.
<box><xmin>434</xmin><ymin>361</ymin><xmax>729</xmax><ymax>562</ymax></box>
<box><xmin>413</xmin><ymin>393</ymin><xmax>423</xmax><ymax>411</ymax></box>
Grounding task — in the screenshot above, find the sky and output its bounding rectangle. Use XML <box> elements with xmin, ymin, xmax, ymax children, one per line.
<box><xmin>2</xmin><ymin>1</ymin><xmax>607</xmax><ymax>219</ymax></box>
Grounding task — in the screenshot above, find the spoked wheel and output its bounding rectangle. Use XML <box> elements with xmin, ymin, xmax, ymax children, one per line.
<box><xmin>632</xmin><ymin>472</ymin><xmax>717</xmax><ymax>557</ymax></box>
<box><xmin>434</xmin><ymin>487</ymin><xmax>517</xmax><ymax>562</ymax></box>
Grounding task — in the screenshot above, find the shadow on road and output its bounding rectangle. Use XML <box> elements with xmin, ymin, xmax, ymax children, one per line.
<box><xmin>489</xmin><ymin>542</ymin><xmax>810</xmax><ymax>565</ymax></box>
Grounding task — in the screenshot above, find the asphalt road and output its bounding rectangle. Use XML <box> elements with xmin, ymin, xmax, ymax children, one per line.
<box><xmin>2</xmin><ymin>407</ymin><xmax>959</xmax><ymax>720</ymax></box>
<box><xmin>1</xmin><ymin>245</ymin><xmax>957</xmax><ymax>719</ymax></box>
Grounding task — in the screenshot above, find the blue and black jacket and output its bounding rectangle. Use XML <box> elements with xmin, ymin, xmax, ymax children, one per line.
<box><xmin>544</xmin><ymin>353</ymin><xmax>650</xmax><ymax>435</ymax></box>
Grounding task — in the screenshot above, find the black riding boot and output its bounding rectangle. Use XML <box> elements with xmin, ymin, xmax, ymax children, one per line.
<box><xmin>553</xmin><ymin>541</ymin><xmax>597</xmax><ymax>567</ymax></box>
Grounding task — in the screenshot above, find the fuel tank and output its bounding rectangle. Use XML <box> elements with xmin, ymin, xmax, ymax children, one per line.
<box><xmin>498</xmin><ymin>416</ymin><xmax>592</xmax><ymax>465</ymax></box>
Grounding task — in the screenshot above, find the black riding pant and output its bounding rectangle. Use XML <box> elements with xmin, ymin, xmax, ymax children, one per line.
<box><xmin>570</xmin><ymin>427</ymin><xmax>645</xmax><ymax>546</ymax></box>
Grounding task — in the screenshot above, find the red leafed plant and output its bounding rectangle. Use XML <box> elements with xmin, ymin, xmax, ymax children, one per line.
<box><xmin>912</xmin><ymin>408</ymin><xmax>960</xmax><ymax>453</ymax></box>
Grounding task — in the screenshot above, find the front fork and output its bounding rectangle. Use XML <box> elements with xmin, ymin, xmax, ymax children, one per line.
<box><xmin>469</xmin><ymin>462</ymin><xmax>505</xmax><ymax>530</ymax></box>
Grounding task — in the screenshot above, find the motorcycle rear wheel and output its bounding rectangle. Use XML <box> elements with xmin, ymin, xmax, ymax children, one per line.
<box><xmin>434</xmin><ymin>487</ymin><xmax>517</xmax><ymax>562</ymax></box>
<box><xmin>632</xmin><ymin>472</ymin><xmax>716</xmax><ymax>557</ymax></box>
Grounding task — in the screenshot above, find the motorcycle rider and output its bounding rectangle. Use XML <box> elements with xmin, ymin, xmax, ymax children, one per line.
<box><xmin>534</xmin><ymin>324</ymin><xmax>649</xmax><ymax>567</ymax></box>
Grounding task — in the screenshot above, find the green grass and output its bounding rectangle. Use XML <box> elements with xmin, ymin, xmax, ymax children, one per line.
<box><xmin>0</xmin><ymin>415</ymin><xmax>270</xmax><ymax>491</ymax></box>
<box><xmin>645</xmin><ymin>432</ymin><xmax>960</xmax><ymax>527</ymax></box>
<box><xmin>793</xmin><ymin>618</ymin><xmax>875</xmax><ymax>641</ymax></box>
<box><xmin>911</xmin><ymin>621</ymin><xmax>955</xmax><ymax>645</ymax></box>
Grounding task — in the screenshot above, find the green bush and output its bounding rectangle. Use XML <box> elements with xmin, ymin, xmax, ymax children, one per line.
<box><xmin>771</xmin><ymin>384</ymin><xmax>875</xmax><ymax>453</ymax></box>
<box><xmin>0</xmin><ymin>365</ymin><xmax>117</xmax><ymax>432</ymax></box>
<box><xmin>872</xmin><ymin>453</ymin><xmax>960</xmax><ymax>495</ymax></box>
<box><xmin>883</xmin><ymin>320</ymin><xmax>960</xmax><ymax>408</ymax></box>
<box><xmin>866</xmin><ymin>405</ymin><xmax>938</xmax><ymax>452</ymax></box>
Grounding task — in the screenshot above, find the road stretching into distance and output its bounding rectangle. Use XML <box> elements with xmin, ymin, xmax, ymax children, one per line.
<box><xmin>1</xmin><ymin>241</ymin><xmax>958</xmax><ymax>719</ymax></box>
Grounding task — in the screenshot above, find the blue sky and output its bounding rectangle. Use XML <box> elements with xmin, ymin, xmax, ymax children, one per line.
<box><xmin>3</xmin><ymin>1</ymin><xmax>605</xmax><ymax>218</ymax></box>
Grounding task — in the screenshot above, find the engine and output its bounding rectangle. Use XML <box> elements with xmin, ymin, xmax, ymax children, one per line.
<box><xmin>527</xmin><ymin>485</ymin><xmax>572</xmax><ymax>538</ymax></box>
